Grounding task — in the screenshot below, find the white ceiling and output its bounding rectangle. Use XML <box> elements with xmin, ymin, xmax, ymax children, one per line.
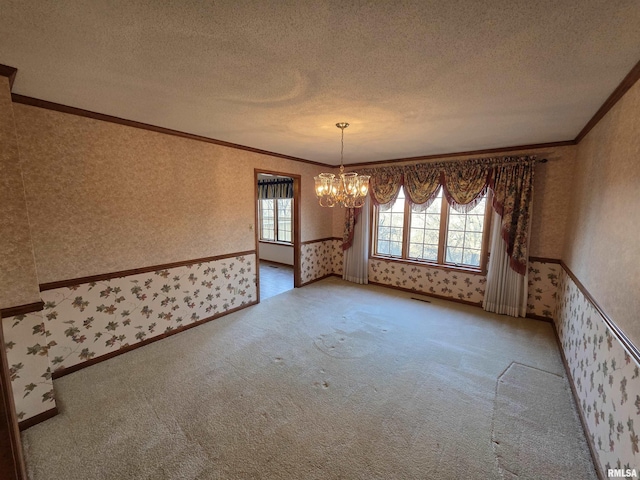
<box><xmin>1</xmin><ymin>0</ymin><xmax>639</xmax><ymax>165</ymax></box>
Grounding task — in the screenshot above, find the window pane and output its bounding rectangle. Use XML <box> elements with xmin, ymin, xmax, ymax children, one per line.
<box><xmin>424</xmin><ymin>245</ymin><xmax>438</xmax><ymax>260</ymax></box>
<box><xmin>448</xmin><ymin>213</ymin><xmax>466</xmax><ymax>231</ymax></box>
<box><xmin>444</xmin><ymin>195</ymin><xmax>486</xmax><ymax>267</ymax></box>
<box><xmin>463</xmin><ymin>249</ymin><xmax>481</xmax><ymax>266</ymax></box>
<box><xmin>276</xmin><ymin>198</ymin><xmax>292</xmax><ymax>243</ymax></box>
<box><xmin>410</xmin><ymin>229</ymin><xmax>424</xmax><ymax>244</ymax></box>
<box><xmin>409</xmin><ymin>243</ymin><xmax>423</xmax><ymax>258</ymax></box>
<box><xmin>408</xmin><ymin>191</ymin><xmax>442</xmax><ymax>261</ymax></box>
<box><xmin>424</xmin><ymin>229</ymin><xmax>439</xmax><ymax>245</ymax></box>
<box><xmin>260</xmin><ymin>199</ymin><xmax>275</xmax><ymax>241</ymax></box>
<box><xmin>375</xmin><ymin>188</ymin><xmax>405</xmax><ymax>257</ymax></box>
<box><xmin>447</xmin><ymin>247</ymin><xmax>463</xmax><ymax>264</ymax></box>
<box><xmin>389</xmin><ymin>241</ymin><xmax>402</xmax><ymax>257</ymax></box>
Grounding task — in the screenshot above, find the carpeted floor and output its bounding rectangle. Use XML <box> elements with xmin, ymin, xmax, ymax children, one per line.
<box><xmin>21</xmin><ymin>277</ymin><xmax>597</xmax><ymax>479</ymax></box>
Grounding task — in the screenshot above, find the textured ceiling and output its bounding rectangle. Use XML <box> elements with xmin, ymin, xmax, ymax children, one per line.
<box><xmin>1</xmin><ymin>0</ymin><xmax>640</xmax><ymax>165</ymax></box>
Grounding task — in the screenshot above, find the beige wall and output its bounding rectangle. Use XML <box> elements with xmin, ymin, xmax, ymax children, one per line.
<box><xmin>13</xmin><ymin>104</ymin><xmax>334</xmax><ymax>284</ymax></box>
<box><xmin>564</xmin><ymin>79</ymin><xmax>640</xmax><ymax>345</ymax></box>
<box><xmin>341</xmin><ymin>145</ymin><xmax>577</xmax><ymax>259</ymax></box>
<box><xmin>0</xmin><ymin>78</ymin><xmax>41</xmax><ymax>309</ymax></box>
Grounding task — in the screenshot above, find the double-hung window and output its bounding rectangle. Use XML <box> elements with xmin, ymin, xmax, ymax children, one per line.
<box><xmin>374</xmin><ymin>187</ymin><xmax>490</xmax><ymax>271</ymax></box>
<box><xmin>259</xmin><ymin>198</ymin><xmax>292</xmax><ymax>243</ymax></box>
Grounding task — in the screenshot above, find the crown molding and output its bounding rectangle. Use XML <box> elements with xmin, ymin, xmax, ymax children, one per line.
<box><xmin>575</xmin><ymin>59</ymin><xmax>640</xmax><ymax>144</ymax></box>
<box><xmin>346</xmin><ymin>140</ymin><xmax>576</xmax><ymax>168</ymax></box>
<box><xmin>10</xmin><ymin>94</ymin><xmax>332</xmax><ymax>168</ymax></box>
<box><xmin>4</xmin><ymin>56</ymin><xmax>640</xmax><ymax>166</ymax></box>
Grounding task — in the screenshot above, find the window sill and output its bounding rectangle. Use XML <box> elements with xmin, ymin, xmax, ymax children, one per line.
<box><xmin>370</xmin><ymin>255</ymin><xmax>486</xmax><ymax>276</ymax></box>
<box><xmin>259</xmin><ymin>240</ymin><xmax>293</xmax><ymax>247</ymax></box>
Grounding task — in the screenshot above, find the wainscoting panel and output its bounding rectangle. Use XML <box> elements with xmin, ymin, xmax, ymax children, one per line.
<box><xmin>527</xmin><ymin>260</ymin><xmax>561</xmax><ymax>319</ymax></box>
<box><xmin>555</xmin><ymin>268</ymin><xmax>640</xmax><ymax>474</ymax></box>
<box><xmin>300</xmin><ymin>238</ymin><xmax>342</xmax><ymax>284</ymax></box>
<box><xmin>2</xmin><ymin>311</ymin><xmax>55</xmax><ymax>421</ymax></box>
<box><xmin>3</xmin><ymin>253</ymin><xmax>256</xmax><ymax>424</ymax></box>
<box><xmin>368</xmin><ymin>258</ymin><xmax>486</xmax><ymax>304</ymax></box>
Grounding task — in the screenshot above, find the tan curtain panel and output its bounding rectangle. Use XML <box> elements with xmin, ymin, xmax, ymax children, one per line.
<box><xmin>360</xmin><ymin>166</ymin><xmax>404</xmax><ymax>210</ymax></box>
<box><xmin>490</xmin><ymin>158</ymin><xmax>536</xmax><ymax>275</ymax></box>
<box><xmin>403</xmin><ymin>164</ymin><xmax>442</xmax><ymax>211</ymax></box>
<box><xmin>442</xmin><ymin>160</ymin><xmax>491</xmax><ymax>213</ymax></box>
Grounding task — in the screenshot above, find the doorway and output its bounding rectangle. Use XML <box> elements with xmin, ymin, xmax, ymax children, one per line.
<box><xmin>254</xmin><ymin>170</ymin><xmax>301</xmax><ymax>302</ymax></box>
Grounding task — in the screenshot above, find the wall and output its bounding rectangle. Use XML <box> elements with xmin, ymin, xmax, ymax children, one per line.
<box><xmin>258</xmin><ymin>242</ymin><xmax>294</xmax><ymax>265</ymax></box>
<box><xmin>2</xmin><ymin>100</ymin><xmax>335</xmax><ymax>423</ymax></box>
<box><xmin>0</xmin><ymin>78</ymin><xmax>40</xmax><ymax>309</ymax></box>
<box><xmin>555</xmin><ymin>268</ymin><xmax>640</xmax><ymax>475</ymax></box>
<box><xmin>3</xmin><ymin>253</ymin><xmax>255</xmax><ymax>421</ymax></box>
<box><xmin>300</xmin><ymin>238</ymin><xmax>343</xmax><ymax>284</ymax></box>
<box><xmin>563</xmin><ymin>79</ymin><xmax>640</xmax><ymax>346</ymax></box>
<box><xmin>13</xmin><ymin>104</ymin><xmax>334</xmax><ymax>285</ymax></box>
<box><xmin>556</xmin><ymin>75</ymin><xmax>640</xmax><ymax>478</ymax></box>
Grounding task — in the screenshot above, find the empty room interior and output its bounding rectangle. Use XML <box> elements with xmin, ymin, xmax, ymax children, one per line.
<box><xmin>1</xmin><ymin>2</ymin><xmax>640</xmax><ymax>479</ymax></box>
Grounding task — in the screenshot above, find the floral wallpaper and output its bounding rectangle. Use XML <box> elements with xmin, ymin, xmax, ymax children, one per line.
<box><xmin>555</xmin><ymin>269</ymin><xmax>640</xmax><ymax>476</ymax></box>
<box><xmin>2</xmin><ymin>311</ymin><xmax>55</xmax><ymax>421</ymax></box>
<box><xmin>2</xmin><ymin>253</ymin><xmax>256</xmax><ymax>423</ymax></box>
<box><xmin>368</xmin><ymin>258</ymin><xmax>486</xmax><ymax>304</ymax></box>
<box><xmin>301</xmin><ymin>239</ymin><xmax>342</xmax><ymax>284</ymax></box>
<box><xmin>527</xmin><ymin>260</ymin><xmax>560</xmax><ymax>319</ymax></box>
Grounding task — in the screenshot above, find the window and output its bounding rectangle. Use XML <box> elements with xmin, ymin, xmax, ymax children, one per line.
<box><xmin>374</xmin><ymin>187</ymin><xmax>489</xmax><ymax>270</ymax></box>
<box><xmin>259</xmin><ymin>198</ymin><xmax>292</xmax><ymax>243</ymax></box>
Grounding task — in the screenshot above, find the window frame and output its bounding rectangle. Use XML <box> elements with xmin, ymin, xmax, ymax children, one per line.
<box><xmin>371</xmin><ymin>188</ymin><xmax>492</xmax><ymax>274</ymax></box>
<box><xmin>258</xmin><ymin>197</ymin><xmax>293</xmax><ymax>245</ymax></box>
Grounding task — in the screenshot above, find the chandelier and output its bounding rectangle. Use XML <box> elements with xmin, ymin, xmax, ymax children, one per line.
<box><xmin>314</xmin><ymin>123</ymin><xmax>370</xmax><ymax>208</ymax></box>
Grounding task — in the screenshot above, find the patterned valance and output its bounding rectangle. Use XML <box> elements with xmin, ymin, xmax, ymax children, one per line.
<box><xmin>355</xmin><ymin>155</ymin><xmax>537</xmax><ymax>274</ymax></box>
<box><xmin>257</xmin><ymin>178</ymin><xmax>294</xmax><ymax>199</ymax></box>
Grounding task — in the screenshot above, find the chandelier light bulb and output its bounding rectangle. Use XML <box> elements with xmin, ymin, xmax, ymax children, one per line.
<box><xmin>314</xmin><ymin>123</ymin><xmax>370</xmax><ymax>208</ymax></box>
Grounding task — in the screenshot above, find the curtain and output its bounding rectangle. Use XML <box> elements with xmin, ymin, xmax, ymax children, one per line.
<box><xmin>343</xmin><ymin>207</ymin><xmax>361</xmax><ymax>251</ymax></box>
<box><xmin>258</xmin><ymin>178</ymin><xmax>294</xmax><ymax>199</ymax></box>
<box><xmin>363</xmin><ymin>166</ymin><xmax>403</xmax><ymax>210</ymax></box>
<box><xmin>353</xmin><ymin>155</ymin><xmax>536</xmax><ymax>275</ymax></box>
<box><xmin>483</xmin><ymin>210</ymin><xmax>528</xmax><ymax>316</ymax></box>
<box><xmin>404</xmin><ymin>164</ymin><xmax>441</xmax><ymax>211</ymax></box>
<box><xmin>490</xmin><ymin>159</ymin><xmax>535</xmax><ymax>275</ymax></box>
<box><xmin>343</xmin><ymin>195</ymin><xmax>370</xmax><ymax>284</ymax></box>
<box><xmin>442</xmin><ymin>159</ymin><xmax>491</xmax><ymax>213</ymax></box>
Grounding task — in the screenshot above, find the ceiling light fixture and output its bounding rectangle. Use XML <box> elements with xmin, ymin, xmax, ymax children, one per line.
<box><xmin>314</xmin><ymin>123</ymin><xmax>370</xmax><ymax>208</ymax></box>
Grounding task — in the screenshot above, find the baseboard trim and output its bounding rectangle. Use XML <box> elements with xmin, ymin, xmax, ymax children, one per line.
<box><xmin>551</xmin><ymin>322</ymin><xmax>605</xmax><ymax>480</ymax></box>
<box><xmin>525</xmin><ymin>313</ymin><xmax>554</xmax><ymax>323</ymax></box>
<box><xmin>51</xmin><ymin>300</ymin><xmax>258</xmax><ymax>380</ymax></box>
<box><xmin>299</xmin><ymin>273</ymin><xmax>341</xmax><ymax>287</ymax></box>
<box><xmin>368</xmin><ymin>281</ymin><xmax>483</xmax><ymax>308</ymax></box>
<box><xmin>0</xmin><ymin>301</ymin><xmax>45</xmax><ymax>318</ymax></box>
<box><xmin>259</xmin><ymin>259</ymin><xmax>294</xmax><ymax>269</ymax></box>
<box><xmin>40</xmin><ymin>250</ymin><xmax>256</xmax><ymax>291</ymax></box>
<box><xmin>18</xmin><ymin>406</ymin><xmax>59</xmax><ymax>431</ymax></box>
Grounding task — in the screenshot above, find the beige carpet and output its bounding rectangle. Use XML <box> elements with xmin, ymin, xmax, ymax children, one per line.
<box><xmin>21</xmin><ymin>277</ymin><xmax>597</xmax><ymax>479</ymax></box>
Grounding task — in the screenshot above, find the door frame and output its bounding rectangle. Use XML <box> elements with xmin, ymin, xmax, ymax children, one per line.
<box><xmin>254</xmin><ymin>169</ymin><xmax>302</xmax><ymax>301</ymax></box>
<box><xmin>0</xmin><ymin>316</ymin><xmax>27</xmax><ymax>480</ymax></box>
